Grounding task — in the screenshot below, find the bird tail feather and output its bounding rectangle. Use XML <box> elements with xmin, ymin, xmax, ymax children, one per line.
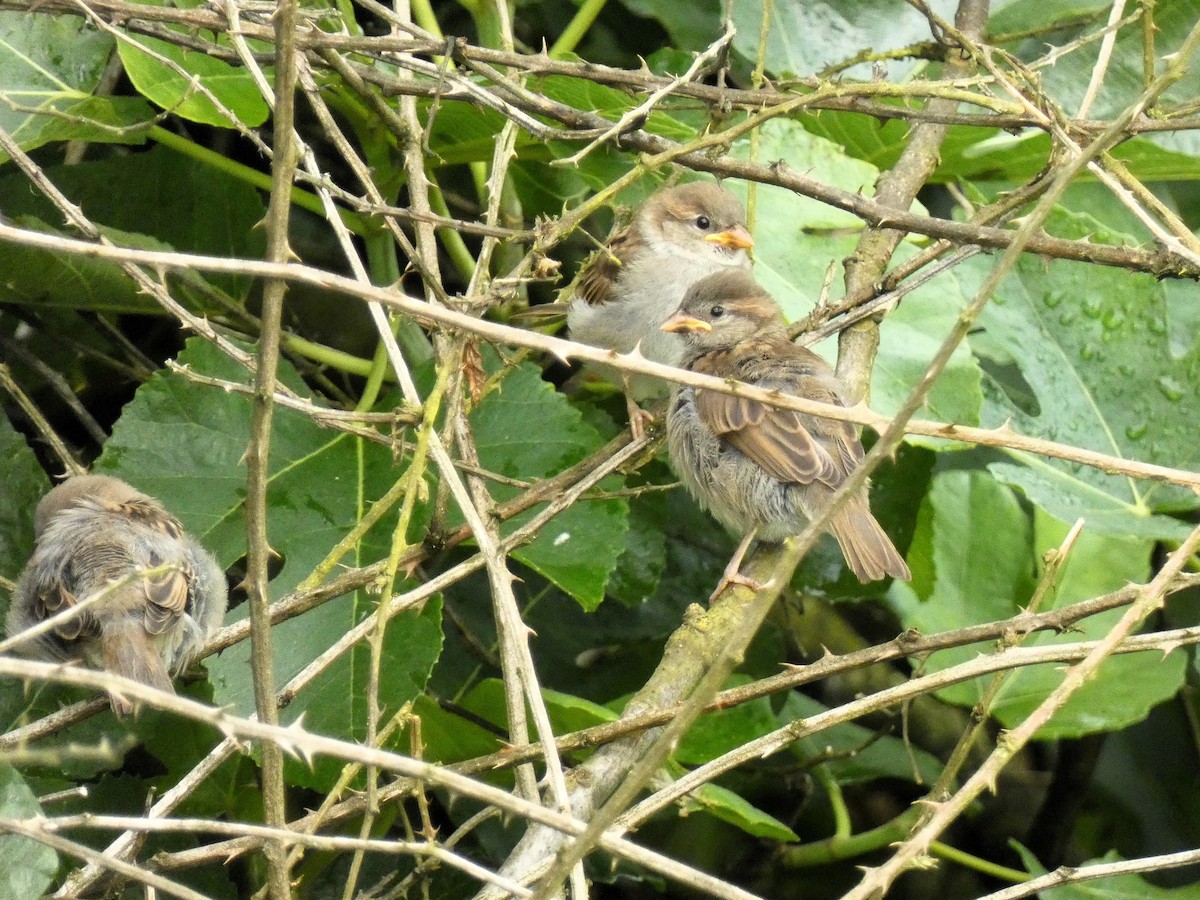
<box><xmin>100</xmin><ymin>624</ymin><xmax>174</xmax><ymax>717</ymax></box>
<box><xmin>829</xmin><ymin>501</ymin><xmax>910</xmax><ymax>584</ymax></box>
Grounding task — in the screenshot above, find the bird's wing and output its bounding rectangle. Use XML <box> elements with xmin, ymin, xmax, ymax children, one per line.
<box><xmin>104</xmin><ymin>495</ymin><xmax>185</xmax><ymax>540</ymax></box>
<box><xmin>90</xmin><ymin>495</ymin><xmax>192</xmax><ymax>634</ymax></box>
<box><xmin>696</xmin><ymin>388</ymin><xmax>840</xmax><ymax>485</ymax></box>
<box><xmin>693</xmin><ymin>340</ymin><xmax>863</xmax><ymax>488</ymax></box>
<box><xmin>139</xmin><ymin>549</ymin><xmax>192</xmax><ymax>635</ymax></box>
<box><xmin>576</xmin><ymin>225</ymin><xmax>634</xmax><ymax>306</ymax></box>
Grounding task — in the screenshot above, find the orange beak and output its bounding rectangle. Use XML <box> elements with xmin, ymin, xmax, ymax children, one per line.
<box><xmin>661</xmin><ymin>312</ymin><xmax>712</xmax><ymax>334</ymax></box>
<box><xmin>704</xmin><ymin>224</ymin><xmax>754</xmax><ymax>250</ymax></box>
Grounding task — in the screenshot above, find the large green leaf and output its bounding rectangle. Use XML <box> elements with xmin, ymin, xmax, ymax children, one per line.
<box><xmin>891</xmin><ymin>471</ymin><xmax>1183</xmax><ymax>739</ymax></box>
<box><xmin>467</xmin><ymin>358</ymin><xmax>630</xmax><ymax>611</ymax></box>
<box><xmin>118</xmin><ymin>33</ymin><xmax>269</xmax><ymax>128</ymax></box>
<box><xmin>780</xmin><ymin>693</ymin><xmax>944</xmax><ymax>785</ymax></box>
<box><xmin>0</xmin><ymin>765</ymin><xmax>58</xmax><ymax>897</ymax></box>
<box><xmin>0</xmin><ymin>216</ymin><xmax>232</xmax><ymax>316</ymax></box>
<box><xmin>965</xmin><ymin>210</ymin><xmax>1200</xmax><ymax>539</ymax></box>
<box><xmin>0</xmin><ymin>413</ymin><xmax>48</xmax><ymax>586</ymax></box>
<box><xmin>0</xmin><ymin>146</ymin><xmax>267</xmax><ymax>307</ymax></box>
<box><xmin>1000</xmin><ymin>0</ymin><xmax>1200</xmax><ymax>157</ymax></box>
<box><xmin>0</xmin><ymin>13</ymin><xmax>153</xmax><ymax>159</ymax></box>
<box><xmin>988</xmin><ymin>511</ymin><xmax>1183</xmax><ymax>738</ymax></box>
<box><xmin>0</xmin><ymin>415</ymin><xmax>52</xmax><ymax>730</ymax></box>
<box><xmin>730</xmin><ymin>0</ymin><xmax>956</xmax><ymax>78</ymax></box>
<box><xmin>96</xmin><ymin>339</ymin><xmax>443</xmax><ymax>778</ymax></box>
<box><xmin>728</xmin><ymin>118</ymin><xmax>982</xmax><ymax>429</ymax></box>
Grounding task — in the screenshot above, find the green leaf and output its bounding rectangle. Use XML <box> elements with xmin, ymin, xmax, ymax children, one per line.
<box><xmin>614</xmin><ymin>0</ymin><xmax>723</xmax><ymax>54</ymax></box>
<box><xmin>461</xmin><ymin>679</ymin><xmax>617</xmax><ymax>738</ymax></box>
<box><xmin>118</xmin><ymin>33</ymin><xmax>269</xmax><ymax>128</ymax></box>
<box><xmin>0</xmin><ymin>12</ymin><xmax>154</xmax><ymax>159</ymax></box>
<box><xmin>730</xmin><ymin>0</ymin><xmax>955</xmax><ymax>79</ymax></box>
<box><xmin>780</xmin><ymin>693</ymin><xmax>943</xmax><ymax>785</ymax></box>
<box><xmin>0</xmin><ymin>147</ymin><xmax>267</xmax><ymax>306</ymax></box>
<box><xmin>291</xmin><ymin>596</ymin><xmax>444</xmax><ymax>789</ymax></box>
<box><xmin>966</xmin><ymin>210</ymin><xmax>1200</xmax><ymax>539</ymax></box>
<box><xmin>96</xmin><ymin>339</ymin><xmax>444</xmax><ymax>774</ymax></box>
<box><xmin>0</xmin><ymin>765</ymin><xmax>58</xmax><ymax>897</ymax></box>
<box><xmin>605</xmin><ymin>487</ymin><xmax>670</xmax><ymax>608</ymax></box>
<box><xmin>535</xmin><ymin>73</ymin><xmax>697</xmax><ymax>143</ymax></box>
<box><xmin>891</xmin><ymin>471</ymin><xmax>1183</xmax><ymax>738</ymax></box>
<box><xmin>676</xmin><ymin>681</ymin><xmax>779</xmax><ymax>765</ymax></box>
<box><xmin>1013</xmin><ymin>844</ymin><xmax>1200</xmax><ymax>898</ymax></box>
<box><xmin>681</xmin><ymin>780</ymin><xmax>800</xmax><ymax>842</ymax></box>
<box><xmin>727</xmin><ymin>118</ymin><xmax>981</xmax><ymax>430</ymax></box>
<box><xmin>0</xmin><ymin>415</ymin><xmax>52</xmax><ymax>729</ymax></box>
<box><xmin>468</xmin><ymin>359</ymin><xmax>629</xmax><ymax>610</ymax></box>
<box><xmin>988</xmin><ymin>511</ymin><xmax>1182</xmax><ymax>739</ymax></box>
<box><xmin>0</xmin><ymin>216</ymin><xmax>235</xmax><ymax>316</ymax></box>
<box><xmin>409</xmin><ymin>695</ymin><xmax>505</xmax><ymax>766</ymax></box>
<box><xmin>0</xmin><ymin>413</ymin><xmax>48</xmax><ymax>586</ymax></box>
<box><xmin>1001</xmin><ymin>0</ymin><xmax>1200</xmax><ymax>157</ymax></box>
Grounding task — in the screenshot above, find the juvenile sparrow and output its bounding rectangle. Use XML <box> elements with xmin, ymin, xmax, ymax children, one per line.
<box><xmin>6</xmin><ymin>475</ymin><xmax>228</xmax><ymax>715</ymax></box>
<box><xmin>661</xmin><ymin>270</ymin><xmax>910</xmax><ymax>594</ymax></box>
<box><xmin>567</xmin><ymin>182</ymin><xmax>754</xmax><ymax>429</ymax></box>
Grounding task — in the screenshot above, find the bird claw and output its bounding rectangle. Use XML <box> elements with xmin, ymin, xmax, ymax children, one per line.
<box><xmin>708</xmin><ymin>572</ymin><xmax>765</xmax><ymax>604</ymax></box>
<box><xmin>625</xmin><ymin>395</ymin><xmax>656</xmax><ymax>442</ymax></box>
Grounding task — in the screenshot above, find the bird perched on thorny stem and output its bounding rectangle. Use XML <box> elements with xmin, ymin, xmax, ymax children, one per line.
<box><xmin>660</xmin><ymin>269</ymin><xmax>910</xmax><ymax>599</ymax></box>
<box><xmin>6</xmin><ymin>475</ymin><xmax>228</xmax><ymax>715</ymax></box>
<box><xmin>567</xmin><ymin>181</ymin><xmax>754</xmax><ymax>436</ymax></box>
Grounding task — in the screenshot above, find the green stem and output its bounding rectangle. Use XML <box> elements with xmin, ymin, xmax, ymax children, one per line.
<box><xmin>929</xmin><ymin>841</ymin><xmax>1030</xmax><ymax>884</ymax></box>
<box><xmin>412</xmin><ymin>0</ymin><xmax>444</xmax><ymax>38</ymax></box>
<box><xmin>781</xmin><ymin>809</ymin><xmax>918</xmax><ymax>867</ymax></box>
<box><xmin>813</xmin><ymin>764</ymin><xmax>852</xmax><ymax>840</ymax></box>
<box><xmin>357</xmin><ymin>231</ymin><xmax>404</xmax><ymax>411</ymax></box>
<box><xmin>149</xmin><ymin>126</ymin><xmax>367</xmax><ymax>235</ymax></box>
<box><xmin>781</xmin><ymin>807</ymin><xmax>1029</xmax><ymax>885</ymax></box>
<box><xmin>282</xmin><ymin>335</ymin><xmax>378</xmax><ymax>377</ymax></box>
<box><xmin>428</xmin><ymin>176</ymin><xmax>478</xmax><ymax>282</ymax></box>
<box><xmin>549</xmin><ymin>0</ymin><xmax>609</xmax><ymax>58</ymax></box>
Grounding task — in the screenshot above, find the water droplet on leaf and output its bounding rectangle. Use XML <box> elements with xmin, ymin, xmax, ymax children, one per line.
<box><xmin>1156</xmin><ymin>376</ymin><xmax>1184</xmax><ymax>402</ymax></box>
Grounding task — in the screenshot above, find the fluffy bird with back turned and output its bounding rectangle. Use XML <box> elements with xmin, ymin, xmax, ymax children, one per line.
<box><xmin>567</xmin><ymin>182</ymin><xmax>753</xmax><ymax>428</ymax></box>
<box><xmin>6</xmin><ymin>475</ymin><xmax>228</xmax><ymax>715</ymax></box>
<box><xmin>661</xmin><ymin>270</ymin><xmax>910</xmax><ymax>594</ymax></box>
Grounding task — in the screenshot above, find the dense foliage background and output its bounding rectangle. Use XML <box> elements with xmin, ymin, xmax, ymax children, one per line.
<box><xmin>1</xmin><ymin>0</ymin><xmax>1200</xmax><ymax>897</ymax></box>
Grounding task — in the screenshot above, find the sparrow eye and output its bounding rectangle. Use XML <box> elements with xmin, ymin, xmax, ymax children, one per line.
<box><xmin>710</xmin><ymin>305</ymin><xmax>725</xmax><ymax>318</ymax></box>
<box><xmin>695</xmin><ymin>215</ymin><xmax>711</xmax><ymax>230</ymax></box>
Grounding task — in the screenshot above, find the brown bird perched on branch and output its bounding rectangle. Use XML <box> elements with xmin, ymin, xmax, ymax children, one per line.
<box><xmin>6</xmin><ymin>475</ymin><xmax>228</xmax><ymax>715</ymax></box>
<box><xmin>660</xmin><ymin>270</ymin><xmax>910</xmax><ymax>596</ymax></box>
<box><xmin>566</xmin><ymin>182</ymin><xmax>754</xmax><ymax>432</ymax></box>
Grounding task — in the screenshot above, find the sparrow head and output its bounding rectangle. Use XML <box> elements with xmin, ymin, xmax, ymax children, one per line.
<box><xmin>660</xmin><ymin>270</ymin><xmax>787</xmax><ymax>351</ymax></box>
<box><xmin>639</xmin><ymin>182</ymin><xmax>754</xmax><ymax>262</ymax></box>
<box><xmin>34</xmin><ymin>475</ymin><xmax>147</xmax><ymax>535</ymax></box>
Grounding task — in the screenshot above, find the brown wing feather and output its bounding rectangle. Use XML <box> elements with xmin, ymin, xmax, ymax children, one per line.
<box><xmin>108</xmin><ymin>495</ymin><xmax>185</xmax><ymax>540</ymax></box>
<box><xmin>576</xmin><ymin>226</ymin><xmax>634</xmax><ymax>306</ymax></box>
<box><xmin>695</xmin><ymin>389</ymin><xmax>839</xmax><ymax>485</ymax></box>
<box><xmin>36</xmin><ymin>581</ymin><xmax>101</xmax><ymax>641</ymax></box>
<box><xmin>141</xmin><ymin>565</ymin><xmax>190</xmax><ymax>635</ymax></box>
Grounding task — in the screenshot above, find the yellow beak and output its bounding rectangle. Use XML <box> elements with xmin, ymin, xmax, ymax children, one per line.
<box><xmin>661</xmin><ymin>312</ymin><xmax>712</xmax><ymax>334</ymax></box>
<box><xmin>704</xmin><ymin>224</ymin><xmax>755</xmax><ymax>250</ymax></box>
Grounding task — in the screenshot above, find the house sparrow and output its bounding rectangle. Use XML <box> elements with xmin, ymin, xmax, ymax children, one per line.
<box><xmin>6</xmin><ymin>475</ymin><xmax>228</xmax><ymax>715</ymax></box>
<box><xmin>566</xmin><ymin>182</ymin><xmax>754</xmax><ymax>431</ymax></box>
<box><xmin>661</xmin><ymin>270</ymin><xmax>910</xmax><ymax>595</ymax></box>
